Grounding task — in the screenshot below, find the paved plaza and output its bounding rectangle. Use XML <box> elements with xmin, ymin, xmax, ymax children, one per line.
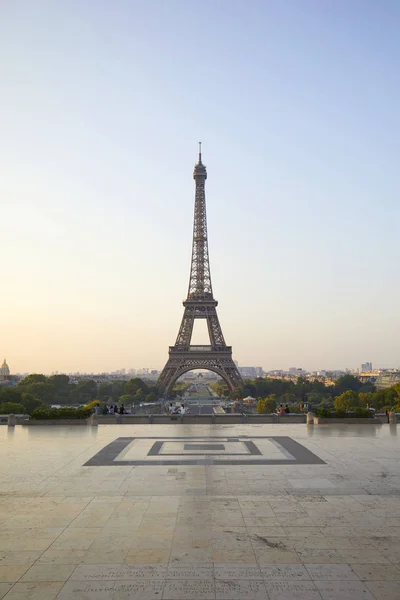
<box><xmin>0</xmin><ymin>423</ymin><xmax>400</xmax><ymax>599</ymax></box>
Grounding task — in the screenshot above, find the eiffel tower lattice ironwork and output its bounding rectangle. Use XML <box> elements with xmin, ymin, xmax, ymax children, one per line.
<box><xmin>158</xmin><ymin>145</ymin><xmax>243</xmax><ymax>395</ymax></box>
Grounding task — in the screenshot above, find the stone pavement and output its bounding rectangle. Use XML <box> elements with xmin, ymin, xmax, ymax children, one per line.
<box><xmin>0</xmin><ymin>423</ymin><xmax>399</xmax><ymax>599</ymax></box>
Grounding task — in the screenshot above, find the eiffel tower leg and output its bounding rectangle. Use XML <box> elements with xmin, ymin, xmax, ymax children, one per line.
<box><xmin>175</xmin><ymin>307</ymin><xmax>195</xmax><ymax>347</ymax></box>
<box><xmin>206</xmin><ymin>307</ymin><xmax>226</xmax><ymax>346</ymax></box>
<box><xmin>157</xmin><ymin>359</ymin><xmax>182</xmax><ymax>396</ymax></box>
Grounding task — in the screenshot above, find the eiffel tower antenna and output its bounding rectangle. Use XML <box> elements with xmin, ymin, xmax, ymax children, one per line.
<box><xmin>158</xmin><ymin>147</ymin><xmax>243</xmax><ymax>395</ymax></box>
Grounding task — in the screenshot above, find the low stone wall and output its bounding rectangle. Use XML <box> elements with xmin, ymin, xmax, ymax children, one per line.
<box><xmin>123</xmin><ymin>415</ymin><xmax>154</xmax><ymax>424</ymax></box>
<box><xmin>276</xmin><ymin>414</ymin><xmax>306</xmax><ymax>423</ymax></box>
<box><xmin>214</xmin><ymin>414</ymin><xmax>243</xmax><ymax>424</ymax></box>
<box><xmin>247</xmin><ymin>414</ymin><xmax>275</xmax><ymax>424</ymax></box>
<box><xmin>313</xmin><ymin>417</ymin><xmax>381</xmax><ymax>425</ymax></box>
<box><xmin>22</xmin><ymin>419</ymin><xmax>88</xmax><ymax>426</ymax></box>
<box><xmin>152</xmin><ymin>415</ymin><xmax>179</xmax><ymax>424</ymax></box>
<box><xmin>0</xmin><ymin>414</ymin><xmax>28</xmax><ymax>425</ymax></box>
<box><xmin>18</xmin><ymin>413</ymin><xmax>388</xmax><ymax>426</ymax></box>
<box><xmin>96</xmin><ymin>415</ymin><xmax>151</xmax><ymax>424</ymax></box>
<box><xmin>375</xmin><ymin>414</ymin><xmax>390</xmax><ymax>424</ymax></box>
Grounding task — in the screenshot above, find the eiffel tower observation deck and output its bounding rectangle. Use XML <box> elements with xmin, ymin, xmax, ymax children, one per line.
<box><xmin>158</xmin><ymin>146</ymin><xmax>243</xmax><ymax>395</ymax></box>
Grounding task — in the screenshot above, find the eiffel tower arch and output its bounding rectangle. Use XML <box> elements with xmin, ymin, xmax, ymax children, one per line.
<box><xmin>158</xmin><ymin>145</ymin><xmax>243</xmax><ymax>396</ymax></box>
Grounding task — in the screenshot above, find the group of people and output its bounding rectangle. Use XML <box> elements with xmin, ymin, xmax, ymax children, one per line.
<box><xmin>168</xmin><ymin>403</ymin><xmax>188</xmax><ymax>415</ymax></box>
<box><xmin>95</xmin><ymin>404</ymin><xmax>125</xmax><ymax>415</ymax></box>
<box><xmin>278</xmin><ymin>404</ymin><xmax>290</xmax><ymax>415</ymax></box>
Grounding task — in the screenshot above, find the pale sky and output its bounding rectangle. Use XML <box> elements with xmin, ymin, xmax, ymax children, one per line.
<box><xmin>1</xmin><ymin>1</ymin><xmax>399</xmax><ymax>374</ymax></box>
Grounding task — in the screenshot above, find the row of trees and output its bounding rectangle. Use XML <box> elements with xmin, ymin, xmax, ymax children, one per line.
<box><xmin>256</xmin><ymin>381</ymin><xmax>400</xmax><ymax>414</ymax></box>
<box><xmin>0</xmin><ymin>375</ymin><xmax>161</xmax><ymax>414</ymax></box>
<box><xmin>334</xmin><ymin>384</ymin><xmax>400</xmax><ymax>412</ymax></box>
<box><xmin>211</xmin><ymin>374</ymin><xmax>376</xmax><ymax>406</ymax></box>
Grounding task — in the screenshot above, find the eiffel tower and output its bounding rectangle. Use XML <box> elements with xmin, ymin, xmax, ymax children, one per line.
<box><xmin>158</xmin><ymin>145</ymin><xmax>243</xmax><ymax>395</ymax></box>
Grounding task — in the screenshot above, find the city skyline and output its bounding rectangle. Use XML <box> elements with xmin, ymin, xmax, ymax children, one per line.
<box><xmin>5</xmin><ymin>359</ymin><xmax>400</xmax><ymax>378</ymax></box>
<box><xmin>1</xmin><ymin>2</ymin><xmax>400</xmax><ymax>373</ymax></box>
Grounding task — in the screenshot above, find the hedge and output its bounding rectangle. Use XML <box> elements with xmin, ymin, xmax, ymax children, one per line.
<box><xmin>30</xmin><ymin>407</ymin><xmax>92</xmax><ymax>420</ymax></box>
<box><xmin>315</xmin><ymin>407</ymin><xmax>373</xmax><ymax>419</ymax></box>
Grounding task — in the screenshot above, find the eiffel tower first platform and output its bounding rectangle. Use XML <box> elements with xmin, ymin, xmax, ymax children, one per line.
<box><xmin>158</xmin><ymin>145</ymin><xmax>243</xmax><ymax>396</ymax></box>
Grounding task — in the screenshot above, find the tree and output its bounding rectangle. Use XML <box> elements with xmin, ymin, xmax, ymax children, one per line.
<box><xmin>359</xmin><ymin>392</ymin><xmax>374</xmax><ymax>408</ymax></box>
<box><xmin>47</xmin><ymin>375</ymin><xmax>70</xmax><ymax>404</ymax></box>
<box><xmin>334</xmin><ymin>375</ymin><xmax>362</xmax><ymax>395</ymax></box>
<box><xmin>230</xmin><ymin>386</ymin><xmax>244</xmax><ymax>400</ymax></box>
<box><xmin>21</xmin><ymin>393</ymin><xmax>43</xmax><ymax>414</ymax></box>
<box><xmin>134</xmin><ymin>388</ymin><xmax>144</xmax><ymax>404</ymax></box>
<box><xmin>359</xmin><ymin>381</ymin><xmax>376</xmax><ymax>393</ymax></box>
<box><xmin>27</xmin><ymin>382</ymin><xmax>56</xmax><ymax>404</ymax></box>
<box><xmin>210</xmin><ymin>381</ymin><xmax>229</xmax><ymax>397</ymax></box>
<box><xmin>242</xmin><ymin>381</ymin><xmax>256</xmax><ymax>398</ymax></box>
<box><xmin>98</xmin><ymin>382</ymin><xmax>112</xmax><ymax>398</ymax></box>
<box><xmin>124</xmin><ymin>378</ymin><xmax>148</xmax><ymax>396</ymax></box>
<box><xmin>49</xmin><ymin>375</ymin><xmax>70</xmax><ymax>388</ymax></box>
<box><xmin>334</xmin><ymin>390</ymin><xmax>361</xmax><ymax>411</ymax></box>
<box><xmin>257</xmin><ymin>395</ymin><xmax>277</xmax><ymax>414</ymax></box>
<box><xmin>307</xmin><ymin>392</ymin><xmax>329</xmax><ymax>407</ymax></box>
<box><xmin>253</xmin><ymin>377</ymin><xmax>294</xmax><ymax>398</ymax></box>
<box><xmin>119</xmin><ymin>394</ymin><xmax>135</xmax><ymax>406</ymax></box>
<box><xmin>145</xmin><ymin>392</ymin><xmax>157</xmax><ymax>403</ymax></box>
<box><xmin>18</xmin><ymin>374</ymin><xmax>48</xmax><ymax>386</ymax></box>
<box><xmin>111</xmin><ymin>382</ymin><xmax>124</xmax><ymax>400</ymax></box>
<box><xmin>279</xmin><ymin>392</ymin><xmax>296</xmax><ymax>404</ymax></box>
<box><xmin>0</xmin><ymin>402</ymin><xmax>26</xmax><ymax>414</ymax></box>
<box><xmin>70</xmin><ymin>380</ymin><xmax>97</xmax><ymax>404</ymax></box>
<box><xmin>0</xmin><ymin>387</ymin><xmax>23</xmax><ymax>404</ymax></box>
<box><xmin>369</xmin><ymin>388</ymin><xmax>398</xmax><ymax>410</ymax></box>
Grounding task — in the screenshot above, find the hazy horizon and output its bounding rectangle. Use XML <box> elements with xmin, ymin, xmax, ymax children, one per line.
<box><xmin>2</xmin><ymin>1</ymin><xmax>399</xmax><ymax>374</ymax></box>
<box><xmin>6</xmin><ymin>362</ymin><xmax>400</xmax><ymax>377</ymax></box>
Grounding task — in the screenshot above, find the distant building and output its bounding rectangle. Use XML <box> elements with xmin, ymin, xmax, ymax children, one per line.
<box><xmin>360</xmin><ymin>362</ymin><xmax>372</xmax><ymax>373</ymax></box>
<box><xmin>0</xmin><ymin>359</ymin><xmax>10</xmax><ymax>381</ymax></box>
<box><xmin>375</xmin><ymin>373</ymin><xmax>400</xmax><ymax>389</ymax></box>
<box><xmin>289</xmin><ymin>367</ymin><xmax>307</xmax><ymax>376</ymax></box>
<box><xmin>238</xmin><ymin>367</ymin><xmax>260</xmax><ymax>378</ymax></box>
<box><xmin>182</xmin><ymin>372</ymin><xmax>195</xmax><ymax>380</ymax></box>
